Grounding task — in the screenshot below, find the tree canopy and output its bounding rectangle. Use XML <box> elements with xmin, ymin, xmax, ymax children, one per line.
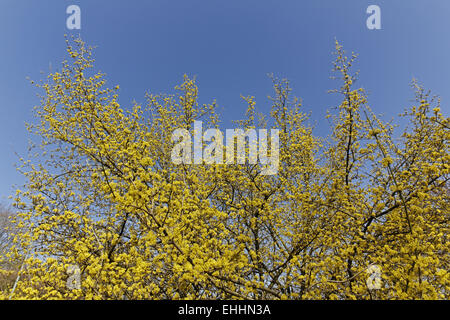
<box><xmin>1</xmin><ymin>38</ymin><xmax>448</xmax><ymax>300</ymax></box>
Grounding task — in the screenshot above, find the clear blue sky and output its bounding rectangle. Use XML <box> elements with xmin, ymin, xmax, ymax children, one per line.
<box><xmin>0</xmin><ymin>0</ymin><xmax>449</xmax><ymax>203</ymax></box>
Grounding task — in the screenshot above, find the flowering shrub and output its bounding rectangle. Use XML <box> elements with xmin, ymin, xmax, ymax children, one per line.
<box><xmin>3</xmin><ymin>38</ymin><xmax>448</xmax><ymax>300</ymax></box>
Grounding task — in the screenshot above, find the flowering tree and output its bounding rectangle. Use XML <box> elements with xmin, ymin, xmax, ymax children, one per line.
<box><xmin>3</xmin><ymin>38</ymin><xmax>448</xmax><ymax>300</ymax></box>
<box><xmin>0</xmin><ymin>204</ymin><xmax>19</xmax><ymax>295</ymax></box>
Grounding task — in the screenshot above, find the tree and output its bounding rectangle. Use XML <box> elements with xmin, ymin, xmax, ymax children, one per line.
<box><xmin>0</xmin><ymin>204</ymin><xmax>19</xmax><ymax>295</ymax></box>
<box><xmin>3</xmin><ymin>37</ymin><xmax>449</xmax><ymax>300</ymax></box>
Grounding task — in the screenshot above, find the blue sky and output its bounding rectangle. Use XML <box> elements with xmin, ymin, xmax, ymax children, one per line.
<box><xmin>0</xmin><ymin>0</ymin><xmax>449</xmax><ymax>202</ymax></box>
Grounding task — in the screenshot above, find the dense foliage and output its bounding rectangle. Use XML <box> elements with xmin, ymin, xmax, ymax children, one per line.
<box><xmin>1</xmin><ymin>38</ymin><xmax>448</xmax><ymax>299</ymax></box>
